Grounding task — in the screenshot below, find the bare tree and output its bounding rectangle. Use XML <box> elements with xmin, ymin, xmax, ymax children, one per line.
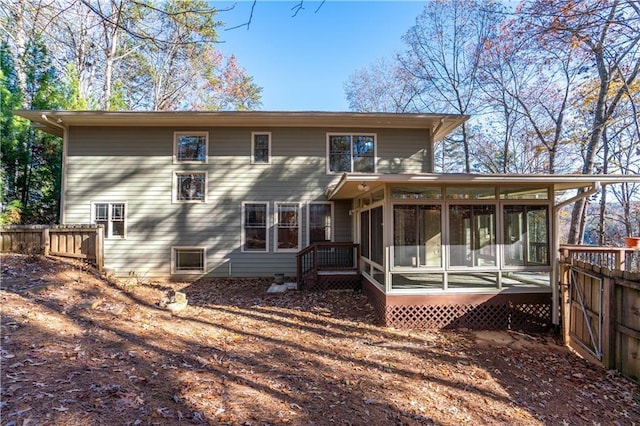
<box><xmin>398</xmin><ymin>0</ymin><xmax>502</xmax><ymax>173</ymax></box>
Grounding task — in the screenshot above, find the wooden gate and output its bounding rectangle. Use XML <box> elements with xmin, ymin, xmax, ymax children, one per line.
<box><xmin>560</xmin><ymin>248</ymin><xmax>640</xmax><ymax>383</ymax></box>
<box><xmin>568</xmin><ymin>267</ymin><xmax>603</xmax><ymax>360</ymax></box>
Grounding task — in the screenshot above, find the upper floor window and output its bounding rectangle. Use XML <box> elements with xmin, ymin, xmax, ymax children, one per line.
<box><xmin>251</xmin><ymin>132</ymin><xmax>271</xmax><ymax>164</ymax></box>
<box><xmin>327</xmin><ymin>134</ymin><xmax>376</xmax><ymax>173</ymax></box>
<box><xmin>93</xmin><ymin>202</ymin><xmax>126</xmax><ymax>238</ymax></box>
<box><xmin>174</xmin><ymin>131</ymin><xmax>208</xmax><ymax>163</ymax></box>
<box><xmin>174</xmin><ymin>171</ymin><xmax>207</xmax><ymax>203</ymax></box>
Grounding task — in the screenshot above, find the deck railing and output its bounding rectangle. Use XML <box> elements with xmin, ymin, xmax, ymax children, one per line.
<box><xmin>559</xmin><ymin>244</ymin><xmax>639</xmax><ymax>272</ymax></box>
<box><xmin>296</xmin><ymin>242</ymin><xmax>360</xmax><ymax>285</ymax></box>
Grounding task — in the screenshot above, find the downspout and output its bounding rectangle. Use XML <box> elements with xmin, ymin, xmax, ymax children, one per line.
<box><xmin>432</xmin><ymin>117</ymin><xmax>445</xmax><ymax>140</ymax></box>
<box><xmin>41</xmin><ymin>114</ymin><xmax>68</xmax><ymax>224</ymax></box>
<box><xmin>551</xmin><ymin>181</ymin><xmax>601</xmax><ymax>328</ymax></box>
<box><xmin>428</xmin><ymin>118</ymin><xmax>444</xmax><ymax>173</ymax></box>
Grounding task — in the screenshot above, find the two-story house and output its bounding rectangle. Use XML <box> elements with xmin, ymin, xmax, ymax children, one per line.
<box><xmin>16</xmin><ymin>110</ymin><xmax>637</xmax><ymax>329</ymax></box>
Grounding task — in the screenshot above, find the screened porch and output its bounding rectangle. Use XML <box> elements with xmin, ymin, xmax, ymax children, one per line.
<box><xmin>352</xmin><ymin>183</ymin><xmax>553</xmax><ymax>294</ymax></box>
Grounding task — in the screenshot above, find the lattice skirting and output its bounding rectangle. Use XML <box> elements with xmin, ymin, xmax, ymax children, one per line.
<box><xmin>301</xmin><ymin>274</ymin><xmax>362</xmax><ymax>291</ymax></box>
<box><xmin>362</xmin><ymin>279</ymin><xmax>551</xmax><ymax>331</ymax></box>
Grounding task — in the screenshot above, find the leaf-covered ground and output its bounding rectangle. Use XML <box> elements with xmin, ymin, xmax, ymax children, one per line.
<box><xmin>1</xmin><ymin>253</ymin><xmax>639</xmax><ymax>425</ymax></box>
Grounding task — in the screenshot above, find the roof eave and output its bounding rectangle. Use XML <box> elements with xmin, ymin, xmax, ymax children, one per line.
<box><xmin>13</xmin><ymin>110</ymin><xmax>468</xmax><ymax>140</ymax></box>
<box><xmin>326</xmin><ymin>173</ymin><xmax>639</xmax><ymax>200</ymax></box>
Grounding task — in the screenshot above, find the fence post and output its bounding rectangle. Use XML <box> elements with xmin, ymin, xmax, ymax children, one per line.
<box><xmin>95</xmin><ymin>225</ymin><xmax>104</xmax><ymax>272</ymax></box>
<box><xmin>601</xmin><ymin>276</ymin><xmax>616</xmax><ymax>369</ymax></box>
<box><xmin>560</xmin><ymin>259</ymin><xmax>571</xmax><ymax>345</ymax></box>
<box><xmin>42</xmin><ymin>227</ymin><xmax>50</xmax><ymax>256</ymax></box>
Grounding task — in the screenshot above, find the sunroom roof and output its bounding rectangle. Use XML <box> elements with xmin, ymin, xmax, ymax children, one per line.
<box><xmin>325</xmin><ymin>173</ymin><xmax>639</xmax><ymax>200</ymax></box>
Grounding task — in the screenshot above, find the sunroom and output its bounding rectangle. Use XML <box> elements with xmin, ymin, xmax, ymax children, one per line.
<box><xmin>325</xmin><ymin>173</ymin><xmax>621</xmax><ymax>330</ymax></box>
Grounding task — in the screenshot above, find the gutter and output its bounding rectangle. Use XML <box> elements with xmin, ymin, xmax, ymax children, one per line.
<box><xmin>551</xmin><ymin>181</ymin><xmax>601</xmax><ymax>328</ymax></box>
<box><xmin>41</xmin><ymin>114</ymin><xmax>68</xmax><ymax>224</ymax></box>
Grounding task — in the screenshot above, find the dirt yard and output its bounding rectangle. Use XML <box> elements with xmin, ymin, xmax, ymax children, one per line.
<box><xmin>1</xmin><ymin>254</ymin><xmax>639</xmax><ymax>425</ymax></box>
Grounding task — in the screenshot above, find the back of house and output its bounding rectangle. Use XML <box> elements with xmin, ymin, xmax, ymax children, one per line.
<box><xmin>17</xmin><ymin>111</ymin><xmax>461</xmax><ymax>279</ymax></box>
<box><xmin>20</xmin><ymin>110</ymin><xmax>638</xmax><ymax>330</ymax></box>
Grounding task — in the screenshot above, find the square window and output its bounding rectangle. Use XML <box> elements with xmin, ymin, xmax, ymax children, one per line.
<box><xmin>174</xmin><ymin>132</ymin><xmax>208</xmax><ymax>163</ymax></box>
<box><xmin>174</xmin><ymin>172</ymin><xmax>207</xmax><ymax>202</ymax></box>
<box><xmin>172</xmin><ymin>247</ymin><xmax>205</xmax><ymax>274</ymax></box>
<box><xmin>251</xmin><ymin>132</ymin><xmax>271</xmax><ymax>164</ymax></box>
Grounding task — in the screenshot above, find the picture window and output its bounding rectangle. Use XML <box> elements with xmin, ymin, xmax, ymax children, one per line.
<box><xmin>327</xmin><ymin>133</ymin><xmax>376</xmax><ymax>173</ymax></box>
<box><xmin>174</xmin><ymin>132</ymin><xmax>208</xmax><ymax>163</ymax></box>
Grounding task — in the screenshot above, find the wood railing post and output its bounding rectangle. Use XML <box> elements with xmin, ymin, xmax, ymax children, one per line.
<box><xmin>95</xmin><ymin>225</ymin><xmax>104</xmax><ymax>272</ymax></box>
<box><xmin>313</xmin><ymin>245</ymin><xmax>319</xmax><ymax>280</ymax></box>
<box><xmin>615</xmin><ymin>249</ymin><xmax>625</xmax><ymax>271</ymax></box>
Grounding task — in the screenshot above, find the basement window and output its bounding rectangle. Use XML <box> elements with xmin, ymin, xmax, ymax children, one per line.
<box><xmin>172</xmin><ymin>247</ymin><xmax>206</xmax><ymax>274</ymax></box>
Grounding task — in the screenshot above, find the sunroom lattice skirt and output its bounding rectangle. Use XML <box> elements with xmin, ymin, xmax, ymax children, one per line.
<box><xmin>384</xmin><ymin>302</ymin><xmax>551</xmax><ymax>331</ymax></box>
<box><xmin>363</xmin><ymin>280</ymin><xmax>552</xmax><ymax>331</ymax></box>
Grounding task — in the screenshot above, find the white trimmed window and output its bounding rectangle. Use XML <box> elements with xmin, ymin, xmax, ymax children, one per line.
<box><xmin>92</xmin><ymin>202</ymin><xmax>126</xmax><ymax>239</ymax></box>
<box><xmin>173</xmin><ymin>171</ymin><xmax>207</xmax><ymax>203</ymax></box>
<box><xmin>275</xmin><ymin>202</ymin><xmax>300</xmax><ymax>252</ymax></box>
<box><xmin>308</xmin><ymin>202</ymin><xmax>333</xmax><ymax>244</ymax></box>
<box><xmin>171</xmin><ymin>247</ymin><xmax>206</xmax><ymax>274</ymax></box>
<box><xmin>327</xmin><ymin>133</ymin><xmax>376</xmax><ymax>173</ymax></box>
<box><xmin>251</xmin><ymin>132</ymin><xmax>271</xmax><ymax>164</ymax></box>
<box><xmin>174</xmin><ymin>131</ymin><xmax>208</xmax><ymax>163</ymax></box>
<box><xmin>242</xmin><ymin>202</ymin><xmax>269</xmax><ymax>252</ymax></box>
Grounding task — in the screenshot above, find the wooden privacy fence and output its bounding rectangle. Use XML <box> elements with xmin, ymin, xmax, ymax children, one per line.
<box><xmin>0</xmin><ymin>224</ymin><xmax>104</xmax><ymax>271</ymax></box>
<box><xmin>559</xmin><ymin>253</ymin><xmax>639</xmax><ymax>383</ymax></box>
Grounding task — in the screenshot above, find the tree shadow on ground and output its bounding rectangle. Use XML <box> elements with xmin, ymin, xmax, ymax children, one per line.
<box><xmin>2</xmin><ymin>256</ymin><xmax>639</xmax><ymax>425</ymax></box>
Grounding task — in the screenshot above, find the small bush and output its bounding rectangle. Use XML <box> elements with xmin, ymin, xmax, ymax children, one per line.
<box><xmin>0</xmin><ymin>200</ymin><xmax>23</xmax><ymax>225</ymax></box>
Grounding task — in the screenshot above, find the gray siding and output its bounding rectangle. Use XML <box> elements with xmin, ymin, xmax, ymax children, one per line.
<box><xmin>64</xmin><ymin>126</ymin><xmax>428</xmax><ymax>278</ymax></box>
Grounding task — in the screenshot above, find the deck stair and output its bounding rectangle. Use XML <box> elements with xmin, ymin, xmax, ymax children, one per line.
<box><xmin>296</xmin><ymin>242</ymin><xmax>361</xmax><ymax>291</ymax></box>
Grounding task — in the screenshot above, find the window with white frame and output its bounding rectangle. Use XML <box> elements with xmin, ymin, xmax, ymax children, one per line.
<box><xmin>251</xmin><ymin>132</ymin><xmax>271</xmax><ymax>164</ymax></box>
<box><xmin>327</xmin><ymin>134</ymin><xmax>376</xmax><ymax>173</ymax></box>
<box><xmin>93</xmin><ymin>202</ymin><xmax>126</xmax><ymax>238</ymax></box>
<box><xmin>172</xmin><ymin>247</ymin><xmax>205</xmax><ymax>274</ymax></box>
<box><xmin>174</xmin><ymin>171</ymin><xmax>207</xmax><ymax>202</ymax></box>
<box><xmin>242</xmin><ymin>202</ymin><xmax>269</xmax><ymax>252</ymax></box>
<box><xmin>174</xmin><ymin>131</ymin><xmax>208</xmax><ymax>163</ymax></box>
<box><xmin>308</xmin><ymin>202</ymin><xmax>333</xmax><ymax>243</ymax></box>
<box><xmin>275</xmin><ymin>202</ymin><xmax>300</xmax><ymax>251</ymax></box>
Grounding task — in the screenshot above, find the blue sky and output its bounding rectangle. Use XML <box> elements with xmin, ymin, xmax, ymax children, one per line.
<box><xmin>214</xmin><ymin>1</ymin><xmax>427</xmax><ymax>111</ymax></box>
